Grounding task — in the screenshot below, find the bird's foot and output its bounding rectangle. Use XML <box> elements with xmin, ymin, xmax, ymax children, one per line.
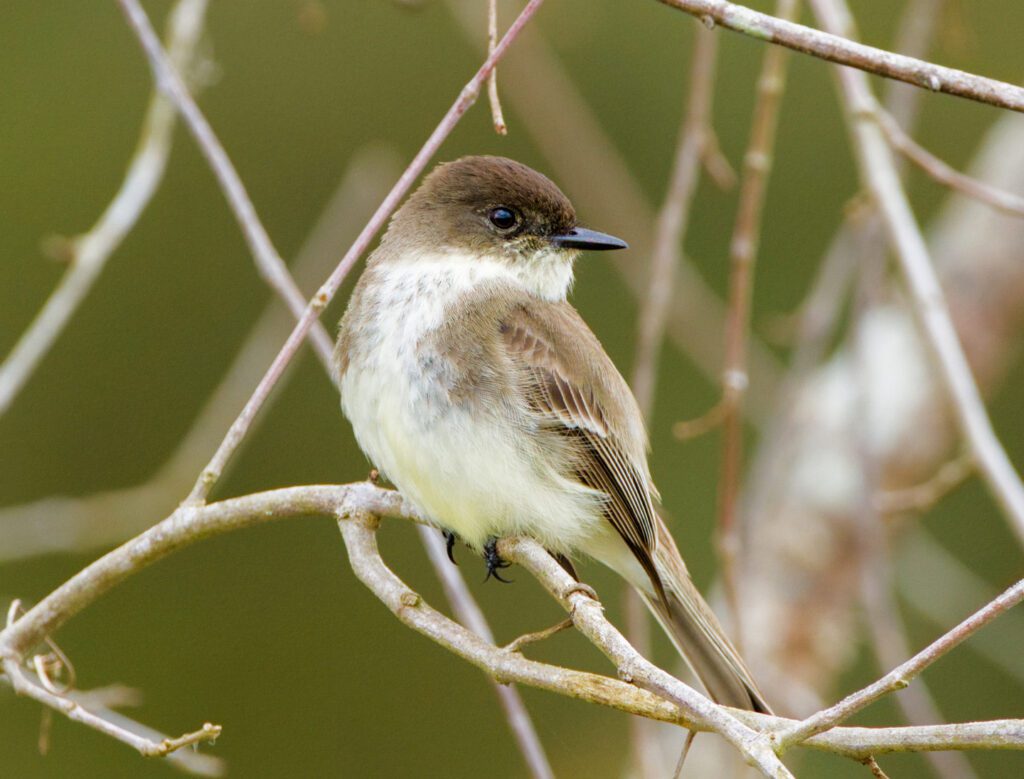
<box><xmin>483</xmin><ymin>537</ymin><xmax>513</xmax><ymax>583</ymax></box>
<box><xmin>442</xmin><ymin>530</ymin><xmax>458</xmax><ymax>566</ymax></box>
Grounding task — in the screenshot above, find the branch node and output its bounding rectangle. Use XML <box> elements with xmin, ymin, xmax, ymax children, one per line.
<box><xmin>723</xmin><ymin>369</ymin><xmax>749</xmax><ymax>394</ymax></box>
<box><xmin>311</xmin><ymin>289</ymin><xmax>330</xmax><ymax>311</ymax></box>
<box><xmin>147</xmin><ymin>721</ymin><xmax>222</xmax><ymax>757</ymax></box>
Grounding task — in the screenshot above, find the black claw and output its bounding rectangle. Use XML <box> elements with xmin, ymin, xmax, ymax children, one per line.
<box><xmin>442</xmin><ymin>530</ymin><xmax>458</xmax><ymax>566</ymax></box>
<box><xmin>483</xmin><ymin>537</ymin><xmax>513</xmax><ymax>584</ymax></box>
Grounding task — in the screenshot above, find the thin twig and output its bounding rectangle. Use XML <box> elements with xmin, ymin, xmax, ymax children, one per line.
<box><xmin>860</xmin><ymin>532</ymin><xmax>979</xmax><ymax>779</ymax></box>
<box><xmin>861</xmin><ymin>755</ymin><xmax>891</xmax><ymax>779</ymax></box>
<box><xmin>876</xmin><ymin>107</ymin><xmax>1024</xmax><ymax>219</ymax></box>
<box><xmin>175</xmin><ymin>0</ymin><xmax>547</xmax><ymax>504</ymax></box>
<box><xmin>0</xmin><ymin>148</ymin><xmax>398</xmax><ymax>564</ymax></box>
<box><xmin>876</xmin><ymin>452</ymin><xmax>973</xmax><ymax>515</ymax></box>
<box><xmin>0</xmin><ymin>0</ymin><xmax>209</xmax><ymax>418</ymax></box>
<box><xmin>417</xmin><ymin>527</ymin><xmax>554</xmax><ymax>779</ymax></box>
<box><xmin>486</xmin><ymin>0</ymin><xmax>508</xmax><ymax>134</ymax></box>
<box><xmin>503</xmin><ymin>617</ymin><xmax>574</xmax><ymax>654</ymax></box>
<box><xmin>810</xmin><ymin>0</ymin><xmax>1024</xmax><ymax>549</ymax></box>
<box><xmin>2</xmin><ymin>660</ymin><xmax>221</xmax><ymax>765</ymax></box>
<box><xmin>116</xmin><ymin>0</ymin><xmax>336</xmax><ymax>370</ymax></box>
<box><xmin>654</xmin><ymin>0</ymin><xmax>1024</xmax><ymax>113</ymax></box>
<box><xmin>716</xmin><ymin>0</ymin><xmax>800</xmax><ymax>641</ymax></box>
<box><xmin>632</xmin><ymin>22</ymin><xmax>720</xmax><ymax>417</ymax></box>
<box><xmin>628</xmin><ymin>26</ymin><xmax>721</xmax><ymax>775</ymax></box>
<box><xmin>673</xmin><ymin>397</ymin><xmax>729</xmax><ymax>440</ymax></box>
<box><xmin>898</xmin><ymin>531</ymin><xmax>1024</xmax><ymax>688</ymax></box>
<box><xmin>777</xmin><ymin>577</ymin><xmax>1024</xmax><ymax>749</ymax></box>
<box><xmin>882</xmin><ymin>0</ymin><xmax>945</xmax><ymax>137</ymax></box>
<box><xmin>851</xmin><ymin>257</ymin><xmax>978</xmax><ymax>779</ymax></box>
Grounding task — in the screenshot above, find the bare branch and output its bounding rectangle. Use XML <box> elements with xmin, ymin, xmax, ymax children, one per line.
<box><xmin>875</xmin><ymin>452</ymin><xmax>973</xmax><ymax>515</ymax></box>
<box><xmin>503</xmin><ymin>617</ymin><xmax>574</xmax><ymax>654</ymax></box>
<box><xmin>859</xmin><ymin>530</ymin><xmax>979</xmax><ymax>779</ymax></box>
<box><xmin>717</xmin><ymin>0</ymin><xmax>800</xmax><ymax>638</ymax></box>
<box><xmin>632</xmin><ymin>22</ymin><xmax>720</xmax><ymax>417</ymax></box>
<box><xmin>2</xmin><ymin>482</ymin><xmax>1021</xmax><ymax>765</ymax></box>
<box><xmin>861</xmin><ymin>755</ymin><xmax>891</xmax><ymax>779</ymax></box>
<box><xmin>116</xmin><ymin>0</ymin><xmax>337</xmax><ymax>371</ymax></box>
<box><xmin>876</xmin><ymin>107</ymin><xmax>1024</xmax><ymax>219</ymax></box>
<box><xmin>883</xmin><ymin>0</ymin><xmax>945</xmax><ymax>129</ymax></box>
<box><xmin>777</xmin><ymin>577</ymin><xmax>1024</xmax><ymax>748</ymax></box>
<box><xmin>0</xmin><ymin>484</ymin><xmax>413</xmax><ymax>659</ymax></box>
<box><xmin>499</xmin><ymin>539</ymin><xmax>793</xmax><ymax>779</ymax></box>
<box><xmin>654</xmin><ymin>0</ymin><xmax>1024</xmax><ymax>112</ymax></box>
<box><xmin>487</xmin><ymin>0</ymin><xmax>508</xmax><ymax>134</ymax></box>
<box><xmin>0</xmin><ymin>0</ymin><xmax>208</xmax><ymax>418</ymax></box>
<box><xmin>2</xmin><ymin>661</ymin><xmax>222</xmax><ymax>774</ymax></box>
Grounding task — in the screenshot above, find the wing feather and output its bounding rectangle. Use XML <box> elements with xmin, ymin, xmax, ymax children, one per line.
<box><xmin>499</xmin><ymin>309</ymin><xmax>658</xmax><ymax>582</ymax></box>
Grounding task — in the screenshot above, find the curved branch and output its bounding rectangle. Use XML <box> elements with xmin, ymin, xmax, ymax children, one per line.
<box><xmin>1</xmin><ymin>482</ymin><xmax>1021</xmax><ymax>768</ymax></box>
<box><xmin>655</xmin><ymin>0</ymin><xmax>1024</xmax><ymax>113</ymax></box>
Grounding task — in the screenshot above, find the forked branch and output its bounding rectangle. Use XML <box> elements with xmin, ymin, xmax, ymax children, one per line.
<box><xmin>3</xmin><ymin>483</ymin><xmax>1022</xmax><ymax>776</ymax></box>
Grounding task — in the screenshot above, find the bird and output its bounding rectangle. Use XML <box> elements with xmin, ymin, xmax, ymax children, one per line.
<box><xmin>334</xmin><ymin>155</ymin><xmax>770</xmax><ymax>713</ymax></box>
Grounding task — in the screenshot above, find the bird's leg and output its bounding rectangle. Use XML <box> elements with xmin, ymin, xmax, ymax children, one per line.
<box><xmin>483</xmin><ymin>537</ymin><xmax>513</xmax><ymax>583</ymax></box>
<box><xmin>442</xmin><ymin>529</ymin><xmax>459</xmax><ymax>566</ymax></box>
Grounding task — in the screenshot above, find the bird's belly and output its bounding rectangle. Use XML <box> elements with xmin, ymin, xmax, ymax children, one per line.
<box><xmin>341</xmin><ymin>347</ymin><xmax>604</xmax><ymax>553</ymax></box>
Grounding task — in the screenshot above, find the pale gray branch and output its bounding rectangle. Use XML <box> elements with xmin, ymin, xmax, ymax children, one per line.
<box><xmin>632</xmin><ymin>21</ymin><xmax>720</xmax><ymax>418</ymax></box>
<box><xmin>778</xmin><ymin>577</ymin><xmax>1024</xmax><ymax>748</ymax></box>
<box><xmin>656</xmin><ymin>0</ymin><xmax>1024</xmax><ymax>112</ymax></box>
<box><xmin>2</xmin><ymin>662</ymin><xmax>222</xmax><ymax>776</ymax></box>
<box><xmin>2</xmin><ymin>483</ymin><xmax>1021</xmax><ymax>768</ymax></box>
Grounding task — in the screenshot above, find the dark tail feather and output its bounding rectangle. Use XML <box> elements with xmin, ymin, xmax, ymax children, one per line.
<box><xmin>644</xmin><ymin>518</ymin><xmax>772</xmax><ymax>714</ymax></box>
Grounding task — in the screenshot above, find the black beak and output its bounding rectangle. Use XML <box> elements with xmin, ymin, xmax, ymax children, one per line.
<box><xmin>550</xmin><ymin>227</ymin><xmax>628</xmax><ymax>251</ymax></box>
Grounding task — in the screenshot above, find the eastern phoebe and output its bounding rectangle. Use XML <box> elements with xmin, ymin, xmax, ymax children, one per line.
<box><xmin>335</xmin><ymin>156</ymin><xmax>770</xmax><ymax>713</ymax></box>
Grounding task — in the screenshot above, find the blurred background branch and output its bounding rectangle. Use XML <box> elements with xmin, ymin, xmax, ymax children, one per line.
<box><xmin>0</xmin><ymin>0</ymin><xmax>210</xmax><ymax>418</ymax></box>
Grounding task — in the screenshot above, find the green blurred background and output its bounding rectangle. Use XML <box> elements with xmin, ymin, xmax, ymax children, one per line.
<box><xmin>2</xmin><ymin>1</ymin><xmax>1022</xmax><ymax>776</ymax></box>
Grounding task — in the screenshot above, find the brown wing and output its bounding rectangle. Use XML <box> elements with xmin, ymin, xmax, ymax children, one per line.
<box><xmin>499</xmin><ymin>305</ymin><xmax>661</xmax><ymax>591</ymax></box>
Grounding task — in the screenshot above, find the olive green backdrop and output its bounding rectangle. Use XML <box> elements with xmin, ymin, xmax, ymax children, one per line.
<box><xmin>2</xmin><ymin>1</ymin><xmax>1022</xmax><ymax>777</ymax></box>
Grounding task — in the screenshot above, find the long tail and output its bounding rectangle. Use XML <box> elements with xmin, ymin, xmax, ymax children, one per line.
<box><xmin>640</xmin><ymin>517</ymin><xmax>771</xmax><ymax>713</ymax></box>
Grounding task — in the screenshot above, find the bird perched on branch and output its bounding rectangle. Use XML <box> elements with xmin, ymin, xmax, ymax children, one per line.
<box><xmin>335</xmin><ymin>155</ymin><xmax>770</xmax><ymax>713</ymax></box>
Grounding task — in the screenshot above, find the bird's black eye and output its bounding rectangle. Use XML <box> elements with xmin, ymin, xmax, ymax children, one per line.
<box><xmin>488</xmin><ymin>207</ymin><xmax>519</xmax><ymax>231</ymax></box>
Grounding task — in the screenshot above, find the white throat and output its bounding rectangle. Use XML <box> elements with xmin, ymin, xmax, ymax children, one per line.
<box><xmin>386</xmin><ymin>248</ymin><xmax>575</xmax><ymax>303</ymax></box>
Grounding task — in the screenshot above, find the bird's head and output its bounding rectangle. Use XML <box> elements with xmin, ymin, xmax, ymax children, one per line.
<box><xmin>380</xmin><ymin>156</ymin><xmax>627</xmax><ymax>300</ymax></box>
